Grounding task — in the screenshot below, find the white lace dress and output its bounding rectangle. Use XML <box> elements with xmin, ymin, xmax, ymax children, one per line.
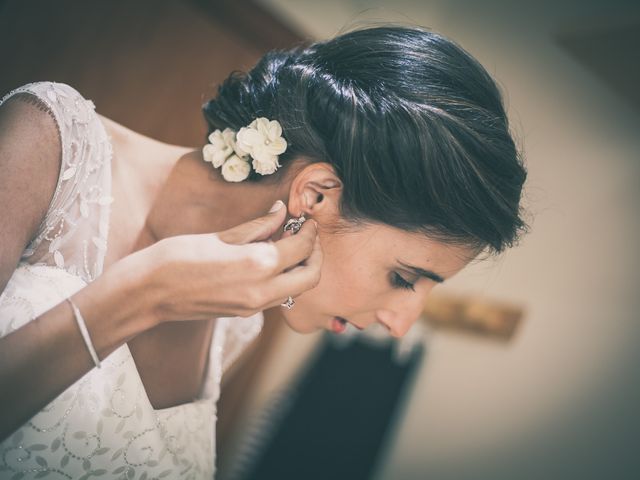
<box><xmin>0</xmin><ymin>82</ymin><xmax>263</xmax><ymax>480</ymax></box>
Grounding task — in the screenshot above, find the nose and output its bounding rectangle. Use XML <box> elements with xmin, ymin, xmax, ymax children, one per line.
<box><xmin>376</xmin><ymin>295</ymin><xmax>425</xmax><ymax>338</ymax></box>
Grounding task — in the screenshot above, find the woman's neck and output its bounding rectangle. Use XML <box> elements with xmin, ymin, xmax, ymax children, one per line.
<box><xmin>147</xmin><ymin>149</ymin><xmax>291</xmax><ymax>241</ymax></box>
<box><xmin>142</xmin><ymin>146</ymin><xmax>295</xmax><ymax>327</ymax></box>
<box><xmin>145</xmin><ymin>147</ymin><xmax>291</xmax><ymax>324</ymax></box>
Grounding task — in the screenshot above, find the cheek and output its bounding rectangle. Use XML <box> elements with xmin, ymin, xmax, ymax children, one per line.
<box><xmin>318</xmin><ymin>250</ymin><xmax>372</xmax><ymax>306</ymax></box>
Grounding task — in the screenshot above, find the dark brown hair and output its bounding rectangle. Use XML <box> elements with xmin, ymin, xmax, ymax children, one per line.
<box><xmin>203</xmin><ymin>25</ymin><xmax>529</xmax><ymax>255</ymax></box>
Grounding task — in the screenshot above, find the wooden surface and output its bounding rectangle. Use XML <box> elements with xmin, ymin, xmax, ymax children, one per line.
<box><xmin>0</xmin><ymin>0</ymin><xmax>306</xmax><ymax>147</ymax></box>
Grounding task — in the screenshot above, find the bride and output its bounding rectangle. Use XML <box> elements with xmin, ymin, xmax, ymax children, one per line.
<box><xmin>0</xmin><ymin>25</ymin><xmax>528</xmax><ymax>478</ymax></box>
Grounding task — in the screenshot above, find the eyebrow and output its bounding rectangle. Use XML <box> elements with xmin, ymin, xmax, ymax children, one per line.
<box><xmin>397</xmin><ymin>260</ymin><xmax>446</xmax><ymax>283</ymax></box>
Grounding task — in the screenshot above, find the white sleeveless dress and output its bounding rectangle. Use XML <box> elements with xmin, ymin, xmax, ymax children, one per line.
<box><xmin>0</xmin><ymin>82</ymin><xmax>264</xmax><ymax>479</ymax></box>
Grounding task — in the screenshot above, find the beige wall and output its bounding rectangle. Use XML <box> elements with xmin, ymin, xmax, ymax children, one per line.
<box><xmin>251</xmin><ymin>0</ymin><xmax>640</xmax><ymax>477</ymax></box>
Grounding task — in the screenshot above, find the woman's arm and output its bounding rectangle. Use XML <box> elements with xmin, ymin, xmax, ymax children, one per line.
<box><xmin>0</xmin><ymin>210</ymin><xmax>322</xmax><ymax>442</ymax></box>
<box><xmin>0</xmin><ymin>92</ymin><xmax>161</xmax><ymax>440</ymax></box>
<box><xmin>0</xmin><ymin>93</ymin><xmax>61</xmax><ymax>295</ymax></box>
<box><xmin>0</xmin><ymin>252</ymin><xmax>158</xmax><ymax>443</ymax></box>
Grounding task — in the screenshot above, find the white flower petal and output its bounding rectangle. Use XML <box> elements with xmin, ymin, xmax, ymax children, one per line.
<box><xmin>221</xmin><ymin>128</ymin><xmax>236</xmax><ymax>145</ymax></box>
<box><xmin>251</xmin><ymin>154</ymin><xmax>279</xmax><ymax>175</ymax></box>
<box><xmin>211</xmin><ymin>149</ymin><xmax>229</xmax><ymax>168</ymax></box>
<box><xmin>203</xmin><ymin>145</ymin><xmax>229</xmax><ymax>168</ymax></box>
<box><xmin>266</xmin><ymin>137</ymin><xmax>287</xmax><ymax>155</ymax></box>
<box><xmin>222</xmin><ymin>128</ymin><xmax>248</xmax><ymax>158</ymax></box>
<box><xmin>254</xmin><ymin>117</ymin><xmax>270</xmax><ymax>136</ymax></box>
<box><xmin>266</xmin><ymin>120</ymin><xmax>282</xmax><ymax>140</ymax></box>
<box><xmin>236</xmin><ymin>127</ymin><xmax>263</xmax><ymax>155</ymax></box>
<box><xmin>208</xmin><ymin>129</ymin><xmax>225</xmax><ymax>146</ymax></box>
<box><xmin>251</xmin><ymin>143</ymin><xmax>267</xmax><ymax>160</ymax></box>
<box><xmin>233</xmin><ymin>141</ymin><xmax>249</xmax><ymax>158</ymax></box>
<box><xmin>221</xmin><ymin>155</ymin><xmax>251</xmax><ymax>182</ymax></box>
<box><xmin>202</xmin><ymin>144</ymin><xmax>216</xmax><ymax>163</ymax></box>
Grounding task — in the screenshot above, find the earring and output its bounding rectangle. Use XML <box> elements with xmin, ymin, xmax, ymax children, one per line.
<box><xmin>283</xmin><ymin>213</ymin><xmax>306</xmax><ymax>235</ymax></box>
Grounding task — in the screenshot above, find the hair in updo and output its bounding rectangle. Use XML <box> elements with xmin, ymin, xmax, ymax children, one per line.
<box><xmin>203</xmin><ymin>25</ymin><xmax>529</xmax><ymax>256</ymax></box>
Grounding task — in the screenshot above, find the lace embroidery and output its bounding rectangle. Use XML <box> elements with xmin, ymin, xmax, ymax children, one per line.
<box><xmin>0</xmin><ymin>82</ymin><xmax>113</xmax><ymax>283</ymax></box>
<box><xmin>0</xmin><ymin>82</ymin><xmax>264</xmax><ymax>479</ymax></box>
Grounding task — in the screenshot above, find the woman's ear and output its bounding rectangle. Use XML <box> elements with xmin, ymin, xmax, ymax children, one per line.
<box><xmin>287</xmin><ymin>162</ymin><xmax>342</xmax><ymax>217</ymax></box>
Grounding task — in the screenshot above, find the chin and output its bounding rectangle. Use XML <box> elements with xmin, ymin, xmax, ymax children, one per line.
<box><xmin>281</xmin><ymin>311</ymin><xmax>321</xmax><ymax>334</ymax></box>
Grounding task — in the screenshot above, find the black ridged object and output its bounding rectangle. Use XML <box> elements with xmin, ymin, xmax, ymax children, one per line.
<box><xmin>226</xmin><ymin>331</ymin><xmax>425</xmax><ymax>480</ymax></box>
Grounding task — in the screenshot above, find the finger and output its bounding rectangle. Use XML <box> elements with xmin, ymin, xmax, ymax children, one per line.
<box><xmin>217</xmin><ymin>201</ymin><xmax>287</xmax><ymax>245</ymax></box>
<box><xmin>270</xmin><ymin>219</ymin><xmax>319</xmax><ymax>273</ymax></box>
<box><xmin>262</xmin><ymin>235</ymin><xmax>322</xmax><ymax>309</ymax></box>
<box><xmin>261</xmin><ymin>233</ymin><xmax>323</xmax><ymax>309</ymax></box>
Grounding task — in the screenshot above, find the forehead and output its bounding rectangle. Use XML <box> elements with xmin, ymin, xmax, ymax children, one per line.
<box><xmin>348</xmin><ymin>223</ymin><xmax>478</xmax><ymax>278</ymax></box>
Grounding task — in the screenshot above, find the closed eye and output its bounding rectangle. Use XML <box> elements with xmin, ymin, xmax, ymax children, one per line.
<box><xmin>390</xmin><ymin>272</ymin><xmax>416</xmax><ymax>292</ymax></box>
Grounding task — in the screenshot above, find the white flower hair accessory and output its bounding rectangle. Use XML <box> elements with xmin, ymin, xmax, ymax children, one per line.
<box><xmin>202</xmin><ymin>117</ymin><xmax>287</xmax><ymax>182</ymax></box>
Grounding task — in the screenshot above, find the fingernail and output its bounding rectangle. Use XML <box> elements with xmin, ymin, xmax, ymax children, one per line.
<box><xmin>269</xmin><ymin>200</ymin><xmax>284</xmax><ymax>213</ymax></box>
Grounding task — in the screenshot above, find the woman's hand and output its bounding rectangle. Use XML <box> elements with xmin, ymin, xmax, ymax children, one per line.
<box><xmin>133</xmin><ymin>202</ymin><xmax>322</xmax><ymax>323</ymax></box>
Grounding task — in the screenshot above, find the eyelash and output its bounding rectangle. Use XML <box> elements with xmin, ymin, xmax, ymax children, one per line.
<box><xmin>391</xmin><ymin>272</ymin><xmax>416</xmax><ymax>291</ymax></box>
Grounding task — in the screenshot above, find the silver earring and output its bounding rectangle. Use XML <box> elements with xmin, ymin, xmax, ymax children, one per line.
<box><xmin>280</xmin><ymin>213</ymin><xmax>307</xmax><ymax>309</ymax></box>
<box><xmin>283</xmin><ymin>213</ymin><xmax>306</xmax><ymax>235</ymax></box>
<box><xmin>281</xmin><ymin>296</ymin><xmax>295</xmax><ymax>309</ymax></box>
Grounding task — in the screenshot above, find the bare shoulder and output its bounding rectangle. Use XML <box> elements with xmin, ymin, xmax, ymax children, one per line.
<box><xmin>0</xmin><ymin>93</ymin><xmax>61</xmax><ymax>294</ymax></box>
<box><xmin>97</xmin><ymin>113</ymin><xmax>139</xmax><ymax>150</ymax></box>
<box><xmin>95</xmin><ymin>114</ymin><xmax>187</xmax><ymax>270</ymax></box>
<box><xmin>97</xmin><ymin>113</ymin><xmax>189</xmax><ymax>169</ymax></box>
<box><xmin>97</xmin><ymin>113</ymin><xmax>185</xmax><ymax>149</ymax></box>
